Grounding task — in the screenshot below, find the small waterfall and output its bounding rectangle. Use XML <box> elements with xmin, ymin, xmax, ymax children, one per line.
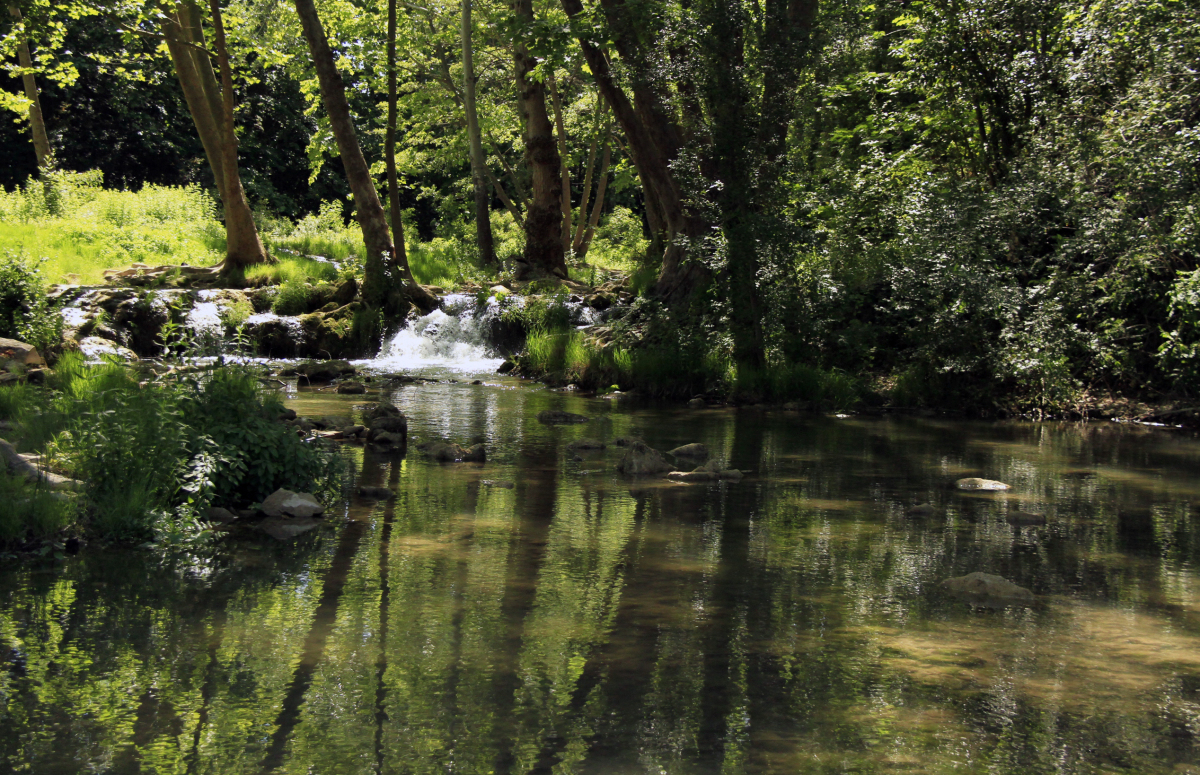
<box><xmin>365</xmin><ymin>294</ymin><xmax>504</xmax><ymax>376</ymax></box>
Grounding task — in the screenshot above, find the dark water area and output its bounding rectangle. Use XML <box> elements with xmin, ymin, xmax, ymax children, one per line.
<box><xmin>3</xmin><ymin>381</ymin><xmax>1200</xmax><ymax>774</ymax></box>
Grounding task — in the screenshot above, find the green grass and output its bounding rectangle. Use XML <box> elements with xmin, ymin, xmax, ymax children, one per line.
<box><xmin>520</xmin><ymin>326</ymin><xmax>860</xmax><ymax>407</ymax></box>
<box><xmin>0</xmin><ymin>173</ymin><xmax>225</xmax><ymax>284</ymax></box>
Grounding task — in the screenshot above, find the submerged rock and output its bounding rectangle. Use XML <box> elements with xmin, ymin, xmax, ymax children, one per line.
<box><xmin>357</xmin><ymin>486</ymin><xmax>395</xmax><ymax>499</ymax></box>
<box><xmin>483</xmin><ymin>480</ymin><xmax>515</xmax><ymax>489</ymax></box>
<box><xmin>206</xmin><ymin>507</ymin><xmax>238</xmax><ymax>524</ymax></box>
<box><xmin>905</xmin><ymin>503</ymin><xmax>937</xmax><ymax>517</ymax></box>
<box><xmin>1006</xmin><ymin>508</ymin><xmax>1047</xmax><ymax>526</ymax></box>
<box><xmin>417</xmin><ymin>441</ymin><xmax>486</xmax><ymax>462</ymax></box>
<box><xmin>616</xmin><ymin>441</ymin><xmax>674</xmax><ymax>476</ymax></box>
<box><xmin>567</xmin><ymin>439</ymin><xmax>606</xmax><ymax>451</ymax></box>
<box><xmin>537</xmin><ymin>410</ymin><xmax>589</xmax><ymax>424</ymax></box>
<box><xmin>687</xmin><ymin>397</ymin><xmax>706</xmax><ymax>409</ymax></box>
<box><xmin>259</xmin><ymin>516</ymin><xmax>322</xmax><ymax>541</ymax></box>
<box><xmin>666</xmin><ymin>459</ymin><xmax>744</xmax><ymax>482</ymax></box>
<box><xmin>260</xmin><ymin>488</ymin><xmax>325</xmax><ymax>518</ymax></box>
<box><xmin>941</xmin><ymin>572</ymin><xmax>1034</xmax><ymax>603</ymax></box>
<box><xmin>955</xmin><ymin>477</ymin><xmax>1010</xmax><ymax>491</ymax></box>
<box><xmin>336</xmin><ymin>381</ymin><xmax>366</xmax><ymax>394</ymax></box>
<box><xmin>668</xmin><ymin>443</ymin><xmax>710</xmax><ymax>460</ymax></box>
<box><xmin>614</xmin><ymin>437</ymin><xmax>642</xmax><ymax>447</ymax></box>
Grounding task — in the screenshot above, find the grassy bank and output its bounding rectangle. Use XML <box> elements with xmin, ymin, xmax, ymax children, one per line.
<box><xmin>0</xmin><ymin>356</ymin><xmax>342</xmax><ymax>549</ymax></box>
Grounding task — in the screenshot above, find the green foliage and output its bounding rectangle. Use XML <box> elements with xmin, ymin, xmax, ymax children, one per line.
<box><xmin>0</xmin><ymin>249</ymin><xmax>62</xmax><ymax>353</ymax></box>
<box><xmin>0</xmin><ymin>470</ymin><xmax>73</xmax><ymax>545</ymax></box>
<box><xmin>10</xmin><ymin>354</ymin><xmax>339</xmax><ymax>541</ymax></box>
<box><xmin>0</xmin><ymin>171</ymin><xmax>222</xmax><ymax>284</ymax></box>
<box><xmin>272</xmin><ymin>279</ymin><xmax>313</xmax><ymax>315</ymax></box>
<box><xmin>0</xmin><ymin>383</ymin><xmax>36</xmax><ymax>421</ymax></box>
<box><xmin>585</xmin><ymin>207</ymin><xmax>649</xmax><ymax>270</ymax></box>
<box><xmin>246</xmin><ymin>255</ymin><xmax>341</xmax><ymax>286</ymax></box>
<box><xmin>180</xmin><ymin>368</ymin><xmax>336</xmax><ymax>507</ymax></box>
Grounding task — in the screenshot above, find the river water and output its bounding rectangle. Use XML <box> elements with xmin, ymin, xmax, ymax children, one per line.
<box><xmin>3</xmin><ymin>379</ymin><xmax>1200</xmax><ymax>773</ymax></box>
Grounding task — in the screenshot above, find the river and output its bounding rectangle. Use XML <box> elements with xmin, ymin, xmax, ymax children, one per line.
<box><xmin>3</xmin><ymin>376</ymin><xmax>1200</xmax><ymax>773</ymax></box>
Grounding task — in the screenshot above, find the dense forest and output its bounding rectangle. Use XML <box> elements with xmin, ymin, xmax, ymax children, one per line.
<box><xmin>2</xmin><ymin>0</ymin><xmax>1199</xmax><ymax>412</ymax></box>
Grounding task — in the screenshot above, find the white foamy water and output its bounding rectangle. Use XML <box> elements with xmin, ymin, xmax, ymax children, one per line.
<box><xmin>363</xmin><ymin>304</ymin><xmax>504</xmax><ymax>377</ymax></box>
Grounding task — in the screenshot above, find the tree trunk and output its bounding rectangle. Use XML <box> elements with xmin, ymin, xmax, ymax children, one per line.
<box><xmin>513</xmin><ymin>0</ymin><xmax>567</xmax><ymax>279</ymax></box>
<box><xmin>461</xmin><ymin>0</ymin><xmax>496</xmax><ymax>264</ymax></box>
<box><xmin>571</xmin><ymin>100</ymin><xmax>604</xmax><ymax>253</ymax></box>
<box><xmin>160</xmin><ymin>3</ymin><xmax>227</xmax><ymax>201</ymax></box>
<box><xmin>294</xmin><ymin>0</ymin><xmax>435</xmax><ymax>309</ymax></box>
<box><xmin>386</xmin><ymin>0</ymin><xmax>415</xmax><ymax>277</ymax></box>
<box><xmin>547</xmin><ymin>72</ymin><xmax>572</xmax><ymax>252</ymax></box>
<box><xmin>559</xmin><ymin>0</ymin><xmax>708</xmax><ymax>300</ymax></box>
<box><xmin>7</xmin><ymin>5</ymin><xmax>51</xmax><ymax>170</ymax></box>
<box><xmin>486</xmin><ymin>167</ymin><xmax>524</xmax><ymax>228</ymax></box>
<box><xmin>577</xmin><ymin>126</ymin><xmax>612</xmax><ymax>259</ymax></box>
<box><xmin>206</xmin><ymin>0</ymin><xmax>268</xmax><ymax>271</ymax></box>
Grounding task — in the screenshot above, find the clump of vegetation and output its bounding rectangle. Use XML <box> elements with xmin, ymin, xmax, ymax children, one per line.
<box><xmin>0</xmin><ymin>250</ymin><xmax>64</xmax><ymax>355</ymax></box>
<box><xmin>2</xmin><ymin>355</ymin><xmax>341</xmax><ymax>546</ymax></box>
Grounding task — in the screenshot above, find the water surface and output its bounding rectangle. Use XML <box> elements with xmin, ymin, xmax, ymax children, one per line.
<box><xmin>3</xmin><ymin>382</ymin><xmax>1200</xmax><ymax>774</ymax></box>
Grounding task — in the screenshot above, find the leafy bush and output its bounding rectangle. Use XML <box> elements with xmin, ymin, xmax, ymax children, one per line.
<box><xmin>20</xmin><ymin>354</ymin><xmax>340</xmax><ymax>541</ymax></box>
<box><xmin>0</xmin><ymin>250</ymin><xmax>62</xmax><ymax>354</ymax></box>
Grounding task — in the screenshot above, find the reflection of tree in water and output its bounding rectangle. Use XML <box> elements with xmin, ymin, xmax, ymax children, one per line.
<box><xmin>4</xmin><ymin>415</ymin><xmax>1200</xmax><ymax>773</ymax></box>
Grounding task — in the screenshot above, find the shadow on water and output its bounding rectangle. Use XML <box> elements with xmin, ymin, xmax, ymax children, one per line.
<box><xmin>4</xmin><ymin>387</ymin><xmax>1200</xmax><ymax>774</ymax></box>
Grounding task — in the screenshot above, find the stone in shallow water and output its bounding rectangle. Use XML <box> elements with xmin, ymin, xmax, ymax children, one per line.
<box><xmin>357</xmin><ymin>486</ymin><xmax>395</xmax><ymax>499</ymax></box>
<box><xmin>259</xmin><ymin>517</ymin><xmax>322</xmax><ymax>541</ymax></box>
<box><xmin>906</xmin><ymin>503</ymin><xmax>937</xmax><ymax>517</ymax></box>
<box><xmin>567</xmin><ymin>439</ymin><xmax>606</xmax><ymax>451</ymax></box>
<box><xmin>955</xmin><ymin>477</ymin><xmax>1010</xmax><ymax>491</ymax></box>
<box><xmin>668</xmin><ymin>443</ymin><xmax>710</xmax><ymax>460</ymax></box>
<box><xmin>537</xmin><ymin>410</ymin><xmax>589</xmax><ymax>424</ymax></box>
<box><xmin>616</xmin><ymin>442</ymin><xmax>673</xmax><ymax>476</ymax></box>
<box><xmin>483</xmin><ymin>480</ymin><xmax>515</xmax><ymax>489</ymax></box>
<box><xmin>260</xmin><ymin>488</ymin><xmax>325</xmax><ymax>518</ymax></box>
<box><xmin>941</xmin><ymin>572</ymin><xmax>1034</xmax><ymax>603</ymax></box>
<box><xmin>336</xmin><ymin>381</ymin><xmax>366</xmax><ymax>394</ymax></box>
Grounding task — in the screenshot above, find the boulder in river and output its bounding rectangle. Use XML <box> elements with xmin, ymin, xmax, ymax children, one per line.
<box><xmin>537</xmin><ymin>410</ymin><xmax>589</xmax><ymax>424</ymax></box>
<box><xmin>616</xmin><ymin>441</ymin><xmax>674</xmax><ymax>476</ymax></box>
<box><xmin>905</xmin><ymin>503</ymin><xmax>937</xmax><ymax>517</ymax></box>
<box><xmin>260</xmin><ymin>488</ymin><xmax>325</xmax><ymax>518</ymax></box>
<box><xmin>363</xmin><ymin>403</ymin><xmax>408</xmax><ymax>443</ymax></box>
<box><xmin>497</xmin><ymin>360</ymin><xmax>516</xmax><ymax>374</ymax></box>
<box><xmin>668</xmin><ymin>443</ymin><xmax>710</xmax><ymax>460</ymax></box>
<box><xmin>687</xmin><ymin>397</ymin><xmax>706</xmax><ymax>409</ymax></box>
<box><xmin>206</xmin><ymin>506</ymin><xmax>238</xmax><ymax>524</ymax></box>
<box><xmin>336</xmin><ymin>381</ymin><xmax>366</xmax><ymax>394</ymax></box>
<box><xmin>941</xmin><ymin>572</ymin><xmax>1034</xmax><ymax>603</ymax></box>
<box><xmin>78</xmin><ymin>336</ymin><xmax>137</xmax><ymax>362</ymax></box>
<box><xmin>358</xmin><ymin>486</ymin><xmax>395</xmax><ymax>499</ymax></box>
<box><xmin>955</xmin><ymin>477</ymin><xmax>1010</xmax><ymax>491</ymax></box>
<box><xmin>259</xmin><ymin>516</ymin><xmax>322</xmax><ymax>541</ymax></box>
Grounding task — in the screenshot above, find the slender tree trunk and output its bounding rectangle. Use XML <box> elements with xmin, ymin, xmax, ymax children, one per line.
<box><xmin>461</xmin><ymin>0</ymin><xmax>496</xmax><ymax>264</ymax></box>
<box><xmin>571</xmin><ymin>99</ymin><xmax>603</xmax><ymax>252</ymax></box>
<box><xmin>513</xmin><ymin>0</ymin><xmax>567</xmax><ymax>278</ymax></box>
<box><xmin>7</xmin><ymin>5</ymin><xmax>51</xmax><ymax>170</ymax></box>
<box><xmin>161</xmin><ymin>3</ymin><xmax>227</xmax><ymax>201</ymax></box>
<box><xmin>206</xmin><ymin>0</ymin><xmax>268</xmax><ymax>271</ymax></box>
<box><xmin>486</xmin><ymin>167</ymin><xmax>524</xmax><ymax>227</ymax></box>
<box><xmin>386</xmin><ymin>0</ymin><xmax>414</xmax><ymax>277</ymax></box>
<box><xmin>577</xmin><ymin>126</ymin><xmax>612</xmax><ymax>258</ymax></box>
<box><xmin>547</xmin><ymin>72</ymin><xmax>572</xmax><ymax>252</ymax></box>
<box><xmin>294</xmin><ymin>0</ymin><xmax>435</xmax><ymax>309</ymax></box>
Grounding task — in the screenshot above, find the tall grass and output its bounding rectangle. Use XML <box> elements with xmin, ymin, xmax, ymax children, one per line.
<box><xmin>0</xmin><ymin>171</ymin><xmax>225</xmax><ymax>284</ymax></box>
<box><xmin>521</xmin><ymin>326</ymin><xmax>860</xmax><ymax>407</ymax></box>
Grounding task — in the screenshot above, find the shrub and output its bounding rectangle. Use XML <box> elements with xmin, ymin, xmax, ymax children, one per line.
<box><xmin>0</xmin><ymin>470</ymin><xmax>73</xmax><ymax>546</ymax></box>
<box><xmin>0</xmin><ymin>250</ymin><xmax>62</xmax><ymax>354</ymax></box>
